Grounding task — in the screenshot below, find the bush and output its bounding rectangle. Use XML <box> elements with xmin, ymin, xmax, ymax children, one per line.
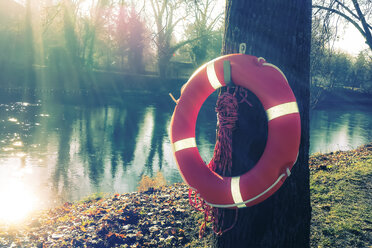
<box><xmin>137</xmin><ymin>172</ymin><xmax>166</xmax><ymax>192</ymax></box>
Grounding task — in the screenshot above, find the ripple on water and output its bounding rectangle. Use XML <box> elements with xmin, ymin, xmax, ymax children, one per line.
<box><xmin>8</xmin><ymin>118</ymin><xmax>18</xmax><ymax>122</ymax></box>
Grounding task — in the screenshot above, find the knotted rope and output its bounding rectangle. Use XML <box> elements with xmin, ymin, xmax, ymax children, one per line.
<box><xmin>208</xmin><ymin>88</ymin><xmax>239</xmax><ymax>174</ymax></box>
<box><xmin>189</xmin><ymin>86</ymin><xmax>251</xmax><ymax>238</ymax></box>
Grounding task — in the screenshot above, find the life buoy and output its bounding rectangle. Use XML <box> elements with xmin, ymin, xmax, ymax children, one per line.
<box><xmin>170</xmin><ymin>54</ymin><xmax>301</xmax><ymax>208</ymax></box>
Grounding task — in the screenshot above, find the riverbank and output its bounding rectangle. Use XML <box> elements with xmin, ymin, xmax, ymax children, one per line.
<box><xmin>0</xmin><ymin>144</ymin><xmax>371</xmax><ymax>247</ymax></box>
<box><xmin>0</xmin><ymin>67</ymin><xmax>187</xmax><ymax>98</ymax></box>
<box><xmin>312</xmin><ymin>86</ymin><xmax>372</xmax><ymax>110</ymax></box>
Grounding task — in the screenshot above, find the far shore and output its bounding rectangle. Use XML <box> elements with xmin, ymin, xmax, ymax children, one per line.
<box><xmin>312</xmin><ymin>86</ymin><xmax>372</xmax><ymax>110</ymax></box>
<box><xmin>1</xmin><ymin>67</ymin><xmax>372</xmax><ymax>110</ymax></box>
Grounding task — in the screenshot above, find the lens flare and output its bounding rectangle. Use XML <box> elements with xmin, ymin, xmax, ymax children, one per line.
<box><xmin>0</xmin><ymin>179</ymin><xmax>37</xmax><ymax>224</ymax></box>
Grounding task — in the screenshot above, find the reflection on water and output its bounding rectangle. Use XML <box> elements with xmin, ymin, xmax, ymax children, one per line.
<box><xmin>0</xmin><ymin>94</ymin><xmax>371</xmax><ymax>223</ymax></box>
<box><xmin>310</xmin><ymin>109</ymin><xmax>372</xmax><ymax>154</ymax></box>
<box><xmin>0</xmin><ymin>94</ymin><xmax>217</xmax><ymax>223</ymax></box>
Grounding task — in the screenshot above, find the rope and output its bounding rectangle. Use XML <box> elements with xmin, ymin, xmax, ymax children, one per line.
<box><xmin>189</xmin><ymin>86</ymin><xmax>252</xmax><ymax>238</ymax></box>
<box><xmin>208</xmin><ymin>88</ymin><xmax>239</xmax><ymax>175</ymax></box>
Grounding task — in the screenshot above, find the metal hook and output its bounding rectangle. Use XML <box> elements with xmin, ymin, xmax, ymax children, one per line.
<box><xmin>239</xmin><ymin>43</ymin><xmax>246</xmax><ymax>54</ymax></box>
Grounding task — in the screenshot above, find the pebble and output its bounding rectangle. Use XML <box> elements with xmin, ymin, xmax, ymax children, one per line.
<box><xmin>123</xmin><ymin>224</ymin><xmax>131</xmax><ymax>230</ymax></box>
<box><xmin>51</xmin><ymin>233</ymin><xmax>64</xmax><ymax>239</ymax></box>
<box><xmin>165</xmin><ymin>235</ymin><xmax>175</xmax><ymax>242</ymax></box>
<box><xmin>149</xmin><ymin>225</ymin><xmax>160</xmax><ymax>233</ymax></box>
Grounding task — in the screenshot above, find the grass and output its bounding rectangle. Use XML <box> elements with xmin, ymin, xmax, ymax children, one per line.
<box><xmin>80</xmin><ymin>192</ymin><xmax>108</xmax><ymax>203</ymax></box>
<box><xmin>310</xmin><ymin>145</ymin><xmax>372</xmax><ymax>247</ymax></box>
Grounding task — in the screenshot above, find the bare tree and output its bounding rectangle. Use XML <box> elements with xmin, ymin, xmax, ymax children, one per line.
<box><xmin>185</xmin><ymin>0</ymin><xmax>223</xmax><ymax>66</ymax></box>
<box><xmin>149</xmin><ymin>0</ymin><xmax>187</xmax><ymax>77</ymax></box>
<box><xmin>147</xmin><ymin>0</ymin><xmax>221</xmax><ymax>77</ymax></box>
<box><xmin>313</xmin><ymin>0</ymin><xmax>372</xmax><ymax>51</ymax></box>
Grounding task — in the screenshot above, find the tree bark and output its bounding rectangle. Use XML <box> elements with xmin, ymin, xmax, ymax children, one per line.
<box><xmin>351</xmin><ymin>0</ymin><xmax>372</xmax><ymax>51</ymax></box>
<box><xmin>212</xmin><ymin>0</ymin><xmax>311</xmax><ymax>247</ymax></box>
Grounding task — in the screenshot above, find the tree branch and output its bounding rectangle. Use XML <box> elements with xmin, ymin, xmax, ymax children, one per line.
<box><xmin>334</xmin><ymin>0</ymin><xmax>360</xmax><ymax>21</ymax></box>
<box><xmin>351</xmin><ymin>0</ymin><xmax>372</xmax><ymax>50</ymax></box>
<box><xmin>313</xmin><ymin>5</ymin><xmax>366</xmax><ymax>38</ymax></box>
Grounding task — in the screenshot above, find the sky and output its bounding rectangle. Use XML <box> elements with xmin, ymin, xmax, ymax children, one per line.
<box><xmin>334</xmin><ymin>23</ymin><xmax>369</xmax><ymax>56</ymax></box>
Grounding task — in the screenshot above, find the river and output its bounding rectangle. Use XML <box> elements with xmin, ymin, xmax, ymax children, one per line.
<box><xmin>0</xmin><ymin>92</ymin><xmax>371</xmax><ymax>222</ymax></box>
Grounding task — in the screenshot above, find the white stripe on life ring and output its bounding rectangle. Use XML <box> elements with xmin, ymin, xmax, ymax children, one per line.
<box><xmin>173</xmin><ymin>137</ymin><xmax>197</xmax><ymax>152</ymax></box>
<box><xmin>266</xmin><ymin>102</ymin><xmax>299</xmax><ymax>121</ymax></box>
<box><xmin>231</xmin><ymin>176</ymin><xmax>245</xmax><ymax>208</ymax></box>
<box><xmin>205</xmin><ymin>172</ymin><xmax>288</xmax><ymax>208</ymax></box>
<box><xmin>206</xmin><ymin>62</ymin><xmax>223</xmax><ymax>90</ymax></box>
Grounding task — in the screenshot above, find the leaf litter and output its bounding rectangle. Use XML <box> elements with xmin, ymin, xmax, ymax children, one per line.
<box><xmin>0</xmin><ymin>144</ymin><xmax>370</xmax><ymax>247</ymax></box>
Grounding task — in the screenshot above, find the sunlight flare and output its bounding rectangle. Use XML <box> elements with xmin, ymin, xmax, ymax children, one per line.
<box><xmin>0</xmin><ymin>179</ymin><xmax>37</xmax><ymax>223</ymax></box>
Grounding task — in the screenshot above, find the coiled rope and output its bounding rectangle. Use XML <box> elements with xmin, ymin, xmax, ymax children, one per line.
<box><xmin>189</xmin><ymin>86</ymin><xmax>251</xmax><ymax>238</ymax></box>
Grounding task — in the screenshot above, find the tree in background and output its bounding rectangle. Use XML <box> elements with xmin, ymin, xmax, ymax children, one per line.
<box><xmin>82</xmin><ymin>0</ymin><xmax>118</xmax><ymax>70</ymax></box>
<box><xmin>212</xmin><ymin>0</ymin><xmax>311</xmax><ymax>247</ymax></box>
<box><xmin>147</xmin><ymin>0</ymin><xmax>225</xmax><ymax>77</ymax></box>
<box><xmin>310</xmin><ymin>11</ymin><xmax>372</xmax><ymax>108</ymax></box>
<box><xmin>0</xmin><ymin>0</ymin><xmax>34</xmax><ymax>88</ymax></box>
<box><xmin>310</xmin><ymin>47</ymin><xmax>372</xmax><ymax>107</ymax></box>
<box><xmin>62</xmin><ymin>0</ymin><xmax>80</xmax><ymax>68</ymax></box>
<box><xmin>310</xmin><ymin>18</ymin><xmax>330</xmax><ymax>107</ymax></box>
<box><xmin>329</xmin><ymin>52</ymin><xmax>352</xmax><ymax>88</ymax></box>
<box><xmin>24</xmin><ymin>0</ymin><xmax>35</xmax><ymax>88</ymax></box>
<box><xmin>116</xmin><ymin>0</ymin><xmax>129</xmax><ymax>70</ymax></box>
<box><xmin>42</xmin><ymin>1</ymin><xmax>65</xmax><ymax>66</ymax></box>
<box><xmin>0</xmin><ymin>0</ymin><xmax>224</xmax><ymax>81</ymax></box>
<box><xmin>115</xmin><ymin>2</ymin><xmax>148</xmax><ymax>73</ymax></box>
<box><xmin>353</xmin><ymin>51</ymin><xmax>370</xmax><ymax>91</ymax></box>
<box><xmin>311</xmin><ymin>17</ymin><xmax>334</xmax><ymax>86</ymax></box>
<box><xmin>313</xmin><ymin>0</ymin><xmax>372</xmax><ymax>51</ymax></box>
<box><xmin>184</xmin><ymin>0</ymin><xmax>223</xmax><ymax>66</ymax></box>
<box><xmin>127</xmin><ymin>5</ymin><xmax>145</xmax><ymax>74</ymax></box>
<box><xmin>148</xmin><ymin>0</ymin><xmax>187</xmax><ymax>77</ymax></box>
<box><xmin>366</xmin><ymin>54</ymin><xmax>372</xmax><ymax>93</ymax></box>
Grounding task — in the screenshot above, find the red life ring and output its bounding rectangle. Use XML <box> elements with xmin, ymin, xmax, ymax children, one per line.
<box><xmin>170</xmin><ymin>54</ymin><xmax>301</xmax><ymax>208</ymax></box>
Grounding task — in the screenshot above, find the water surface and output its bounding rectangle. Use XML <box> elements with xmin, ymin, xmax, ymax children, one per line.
<box><xmin>310</xmin><ymin>109</ymin><xmax>372</xmax><ymax>154</ymax></box>
<box><xmin>0</xmin><ymin>93</ymin><xmax>371</xmax><ymax>222</ymax></box>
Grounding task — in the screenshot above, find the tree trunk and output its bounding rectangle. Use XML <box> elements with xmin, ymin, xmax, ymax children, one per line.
<box><xmin>351</xmin><ymin>0</ymin><xmax>372</xmax><ymax>51</ymax></box>
<box><xmin>212</xmin><ymin>0</ymin><xmax>311</xmax><ymax>247</ymax></box>
<box><xmin>158</xmin><ymin>52</ymin><xmax>171</xmax><ymax>78</ymax></box>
